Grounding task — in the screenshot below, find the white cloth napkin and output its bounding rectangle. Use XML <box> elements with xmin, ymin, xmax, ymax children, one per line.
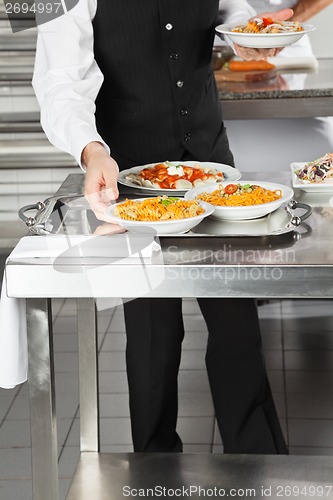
<box><xmin>7</xmin><ymin>234</ymin><xmax>161</xmax><ymax>262</ymax></box>
<box><xmin>0</xmin><ymin>277</ymin><xmax>27</xmax><ymax>389</ymax></box>
<box><xmin>0</xmin><ymin>235</ymin><xmax>161</xmax><ymax>389</ymax></box>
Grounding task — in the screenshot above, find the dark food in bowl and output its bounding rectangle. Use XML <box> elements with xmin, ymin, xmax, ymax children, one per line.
<box><xmin>296</xmin><ymin>153</ymin><xmax>333</xmax><ymax>183</ymax></box>
<box><xmin>212</xmin><ymin>46</ymin><xmax>234</xmax><ymax>71</ymax></box>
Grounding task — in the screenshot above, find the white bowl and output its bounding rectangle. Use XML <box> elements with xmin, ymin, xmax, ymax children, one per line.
<box><xmin>215</xmin><ymin>23</ymin><xmax>315</xmax><ymax>49</ymax></box>
<box><xmin>106</xmin><ymin>198</ymin><xmax>214</xmax><ymax>234</ymax></box>
<box><xmin>185</xmin><ymin>181</ymin><xmax>294</xmax><ymax>220</ymax></box>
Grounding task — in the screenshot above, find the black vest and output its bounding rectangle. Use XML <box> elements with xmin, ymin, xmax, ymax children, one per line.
<box><xmin>93</xmin><ymin>0</ymin><xmax>232</xmax><ymax>169</ymax></box>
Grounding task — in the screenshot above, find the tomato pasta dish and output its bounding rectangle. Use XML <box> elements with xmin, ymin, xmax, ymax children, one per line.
<box><xmin>125</xmin><ymin>162</ymin><xmax>225</xmax><ymax>190</ymax></box>
<box><xmin>195</xmin><ymin>183</ymin><xmax>282</xmax><ymax>207</ymax></box>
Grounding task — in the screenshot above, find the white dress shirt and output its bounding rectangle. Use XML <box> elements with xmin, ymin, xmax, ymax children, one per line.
<box><xmin>32</xmin><ymin>0</ymin><xmax>255</xmax><ymax>167</ymax></box>
<box><xmin>249</xmin><ymin>0</ymin><xmax>293</xmax><ymax>12</ymax></box>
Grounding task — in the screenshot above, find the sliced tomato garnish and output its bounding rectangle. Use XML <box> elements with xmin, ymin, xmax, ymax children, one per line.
<box><xmin>224</xmin><ymin>184</ymin><xmax>238</xmax><ymax>194</ymax></box>
<box><xmin>262</xmin><ymin>17</ymin><xmax>274</xmax><ymax>27</ymax></box>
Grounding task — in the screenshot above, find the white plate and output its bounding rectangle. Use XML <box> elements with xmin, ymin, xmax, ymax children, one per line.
<box><xmin>106</xmin><ymin>198</ymin><xmax>214</xmax><ymax>235</ymax></box>
<box><xmin>215</xmin><ymin>23</ymin><xmax>315</xmax><ymax>49</ymax></box>
<box><xmin>291</xmin><ymin>163</ymin><xmax>333</xmax><ymax>192</ymax></box>
<box><xmin>185</xmin><ymin>181</ymin><xmax>294</xmax><ymax>220</ymax></box>
<box><xmin>118</xmin><ymin>161</ymin><xmax>241</xmax><ymax>194</ymax></box>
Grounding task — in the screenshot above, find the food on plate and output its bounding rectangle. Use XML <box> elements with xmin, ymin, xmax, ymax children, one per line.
<box><xmin>195</xmin><ymin>183</ymin><xmax>282</xmax><ymax>207</ymax></box>
<box><xmin>295</xmin><ymin>153</ymin><xmax>333</xmax><ymax>183</ymax></box>
<box><xmin>114</xmin><ymin>197</ymin><xmax>205</xmax><ymax>221</ymax></box>
<box><xmin>125</xmin><ymin>162</ymin><xmax>225</xmax><ymax>189</ymax></box>
<box><xmin>231</xmin><ymin>18</ymin><xmax>304</xmax><ymax>34</ymax></box>
<box><xmin>228</xmin><ymin>60</ymin><xmax>275</xmax><ymax>72</ymax></box>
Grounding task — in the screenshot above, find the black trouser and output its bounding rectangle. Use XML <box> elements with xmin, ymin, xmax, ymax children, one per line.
<box><xmin>124</xmin><ymin>297</ymin><xmax>288</xmax><ymax>454</ymax></box>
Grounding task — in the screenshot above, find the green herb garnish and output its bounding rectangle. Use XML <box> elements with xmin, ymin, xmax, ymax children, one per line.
<box><xmin>160</xmin><ymin>197</ymin><xmax>180</xmax><ymax>207</ymax></box>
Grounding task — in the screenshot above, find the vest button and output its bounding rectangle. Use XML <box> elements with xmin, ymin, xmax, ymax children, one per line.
<box><xmin>184</xmin><ymin>133</ymin><xmax>191</xmax><ymax>142</ymax></box>
<box><xmin>176</xmin><ymin>80</ymin><xmax>184</xmax><ymax>88</ymax></box>
<box><xmin>165</xmin><ymin>23</ymin><xmax>173</xmax><ymax>30</ymax></box>
<box><xmin>169</xmin><ymin>52</ymin><xmax>179</xmax><ymax>60</ymax></box>
<box><xmin>180</xmin><ymin>109</ymin><xmax>188</xmax><ymax>116</ymax></box>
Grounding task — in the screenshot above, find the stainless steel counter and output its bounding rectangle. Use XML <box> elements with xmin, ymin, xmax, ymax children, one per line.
<box><xmin>1</xmin><ymin>52</ymin><xmax>333</xmax><ymax>127</ymax></box>
<box><xmin>5</xmin><ymin>172</ymin><xmax>333</xmax><ymax>500</ymax></box>
<box><xmin>7</xmin><ymin>171</ymin><xmax>333</xmax><ymax>299</ymax></box>
<box><xmin>218</xmin><ymin>58</ymin><xmax>333</xmax><ymax>119</ymax></box>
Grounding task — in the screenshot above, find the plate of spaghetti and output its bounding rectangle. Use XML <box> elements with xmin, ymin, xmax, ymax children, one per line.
<box><xmin>107</xmin><ymin>196</ymin><xmax>214</xmax><ymax>234</ymax></box>
<box><xmin>118</xmin><ymin>161</ymin><xmax>241</xmax><ymax>194</ymax></box>
<box><xmin>185</xmin><ymin>181</ymin><xmax>294</xmax><ymax>220</ymax></box>
<box><xmin>216</xmin><ymin>20</ymin><xmax>315</xmax><ymax>49</ymax></box>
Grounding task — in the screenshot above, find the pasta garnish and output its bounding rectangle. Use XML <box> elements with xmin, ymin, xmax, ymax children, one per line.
<box><xmin>231</xmin><ymin>18</ymin><xmax>304</xmax><ymax>34</ymax></box>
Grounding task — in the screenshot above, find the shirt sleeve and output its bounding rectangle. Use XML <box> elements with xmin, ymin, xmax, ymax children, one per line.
<box><xmin>32</xmin><ymin>0</ymin><xmax>109</xmax><ymax>169</ymax></box>
<box><xmin>217</xmin><ymin>0</ymin><xmax>256</xmax><ymax>48</ymax></box>
<box><xmin>220</xmin><ymin>0</ymin><xmax>256</xmax><ymax>25</ymax></box>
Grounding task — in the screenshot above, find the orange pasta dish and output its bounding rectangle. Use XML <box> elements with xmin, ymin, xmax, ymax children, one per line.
<box><xmin>114</xmin><ymin>197</ymin><xmax>205</xmax><ymax>221</ymax></box>
<box><xmin>196</xmin><ymin>183</ymin><xmax>282</xmax><ymax>207</ymax></box>
<box><xmin>231</xmin><ymin>17</ymin><xmax>304</xmax><ymax>34</ymax></box>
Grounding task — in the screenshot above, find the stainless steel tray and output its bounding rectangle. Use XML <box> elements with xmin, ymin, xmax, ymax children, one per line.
<box><xmin>189</xmin><ymin>201</ymin><xmax>311</xmax><ymax>237</ymax></box>
<box><xmin>18</xmin><ymin>195</ymin><xmax>312</xmax><ymax>239</ymax></box>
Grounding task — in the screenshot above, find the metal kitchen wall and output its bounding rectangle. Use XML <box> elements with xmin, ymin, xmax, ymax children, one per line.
<box><xmin>0</xmin><ymin>0</ymin><xmax>77</xmax><ymax>247</ymax></box>
<box><xmin>310</xmin><ymin>5</ymin><xmax>333</xmax><ymax>58</ymax></box>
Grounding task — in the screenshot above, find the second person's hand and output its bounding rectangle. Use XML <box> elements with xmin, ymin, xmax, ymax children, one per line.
<box><xmin>234</xmin><ymin>8</ymin><xmax>293</xmax><ymax>60</ymax></box>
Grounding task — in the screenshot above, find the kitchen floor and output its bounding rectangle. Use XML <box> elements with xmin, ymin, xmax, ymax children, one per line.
<box><xmin>1</xmin><ymin>296</ymin><xmax>333</xmax><ymax>500</ymax></box>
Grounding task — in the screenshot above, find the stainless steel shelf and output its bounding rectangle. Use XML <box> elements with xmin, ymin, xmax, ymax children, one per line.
<box><xmin>0</xmin><ymin>220</ymin><xmax>28</xmax><ymax>248</ymax></box>
<box><xmin>221</xmin><ymin>95</ymin><xmax>333</xmax><ymax>119</ymax></box>
<box><xmin>0</xmin><ymin>138</ymin><xmax>77</xmax><ymax>168</ymax></box>
<box><xmin>0</xmin><ymin>121</ymin><xmax>42</xmax><ymax>132</ymax></box>
<box><xmin>0</xmin><ymin>23</ymin><xmax>37</xmax><ymax>51</ymax></box>
<box><xmin>0</xmin><ymin>50</ymin><xmax>34</xmax><ymax>79</ymax></box>
<box><xmin>0</xmin><ymin>111</ymin><xmax>39</xmax><ymax>122</ymax></box>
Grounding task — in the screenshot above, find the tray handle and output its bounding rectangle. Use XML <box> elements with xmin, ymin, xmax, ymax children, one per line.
<box><xmin>18</xmin><ymin>202</ymin><xmax>45</xmax><ymax>227</ymax></box>
<box><xmin>286</xmin><ymin>200</ymin><xmax>313</xmax><ymax>226</ymax></box>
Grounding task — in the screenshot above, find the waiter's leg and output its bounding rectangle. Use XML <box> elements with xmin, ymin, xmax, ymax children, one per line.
<box><xmin>123</xmin><ymin>298</ymin><xmax>184</xmax><ymax>452</ymax></box>
<box><xmin>198</xmin><ymin>298</ymin><xmax>288</xmax><ymax>454</ymax></box>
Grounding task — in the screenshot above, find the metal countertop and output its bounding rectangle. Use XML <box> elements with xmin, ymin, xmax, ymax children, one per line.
<box><xmin>218</xmin><ymin>58</ymin><xmax>333</xmax><ymax>119</ymax></box>
<box><xmin>6</xmin><ymin>171</ymin><xmax>333</xmax><ymax>299</ymax></box>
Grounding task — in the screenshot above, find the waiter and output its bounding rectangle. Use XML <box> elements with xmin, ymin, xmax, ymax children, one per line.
<box><xmin>33</xmin><ymin>0</ymin><xmax>291</xmax><ymax>454</ymax></box>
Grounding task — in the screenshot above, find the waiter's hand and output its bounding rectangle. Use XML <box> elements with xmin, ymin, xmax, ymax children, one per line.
<box><xmin>234</xmin><ymin>8</ymin><xmax>293</xmax><ymax>60</ymax></box>
<box><xmin>83</xmin><ymin>141</ymin><xmax>120</xmax><ymax>221</ymax></box>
